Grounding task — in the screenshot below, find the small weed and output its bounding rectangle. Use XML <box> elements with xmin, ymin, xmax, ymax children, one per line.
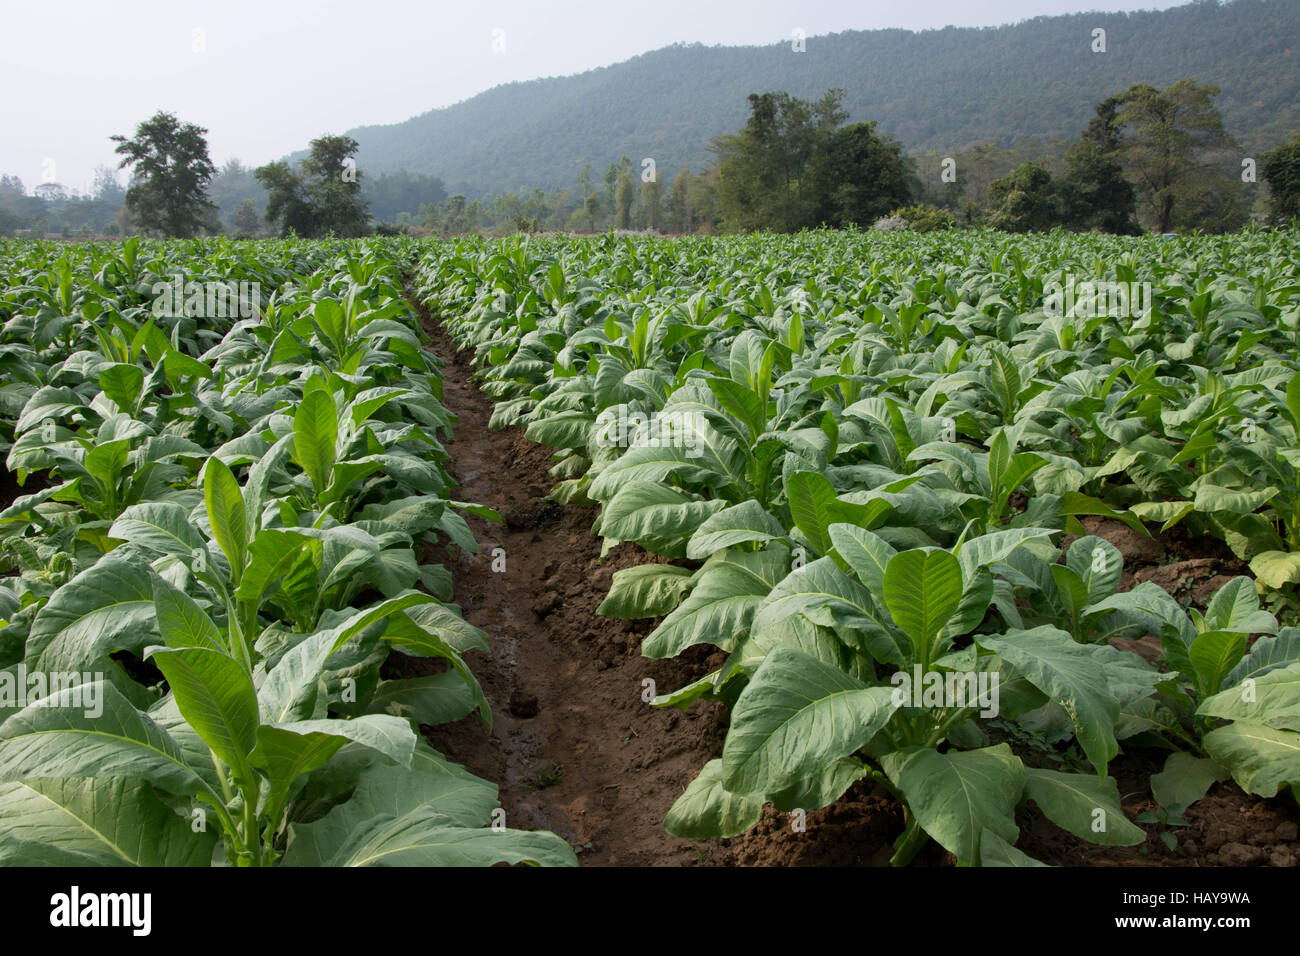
<box><xmin>528</xmin><ymin>763</ymin><xmax>564</xmax><ymax>789</ymax></box>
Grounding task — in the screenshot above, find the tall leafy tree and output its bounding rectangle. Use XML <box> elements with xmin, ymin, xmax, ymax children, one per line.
<box><xmin>615</xmin><ymin>170</ymin><xmax>634</xmax><ymax>229</ymax></box>
<box><xmin>255</xmin><ymin>135</ymin><xmax>369</xmax><ymax>237</ymax></box>
<box><xmin>808</xmin><ymin>121</ymin><xmax>910</xmax><ymax>227</ymax></box>
<box><xmin>301</xmin><ymin>135</ymin><xmax>370</xmax><ymax>236</ymax></box>
<box><xmin>669</xmin><ymin>166</ymin><xmax>690</xmax><ymax>233</ymax></box>
<box><xmin>110</xmin><ymin>111</ymin><xmax>217</xmax><ymax>237</ymax></box>
<box><xmin>715</xmin><ymin>89</ymin><xmax>897</xmax><ymax>232</ymax></box>
<box><xmin>1062</xmin><ymin>95</ymin><xmax>1139</xmax><ymax>234</ymax></box>
<box><xmin>1262</xmin><ymin>133</ymin><xmax>1300</xmax><ymax>223</ymax></box>
<box><xmin>254</xmin><ymin>161</ymin><xmax>314</xmax><ymax>236</ymax></box>
<box><xmin>641</xmin><ymin>173</ymin><xmax>662</xmax><ymax>231</ymax></box>
<box><xmin>987</xmin><ymin>163</ymin><xmax>1061</xmax><ymax>232</ymax></box>
<box><xmin>233</xmin><ymin>198</ymin><xmax>261</xmax><ymax>237</ymax></box>
<box><xmin>1114</xmin><ymin>79</ymin><xmax>1241</xmax><ymax>233</ymax></box>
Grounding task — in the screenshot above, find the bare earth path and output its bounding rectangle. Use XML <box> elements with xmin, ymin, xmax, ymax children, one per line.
<box><xmin>411</xmin><ymin>304</ymin><xmax>733</xmax><ymax>866</ymax></box>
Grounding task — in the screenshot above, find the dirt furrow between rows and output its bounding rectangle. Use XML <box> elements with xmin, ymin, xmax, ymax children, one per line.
<box><xmin>407</xmin><ymin>299</ymin><xmax>737</xmax><ymax>865</ymax></box>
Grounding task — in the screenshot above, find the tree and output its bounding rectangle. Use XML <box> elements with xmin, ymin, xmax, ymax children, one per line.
<box><xmin>209</xmin><ymin>159</ymin><xmax>267</xmax><ymax>232</ymax></box>
<box><xmin>987</xmin><ymin>163</ymin><xmax>1061</xmax><ymax>232</ymax></box>
<box><xmin>615</xmin><ymin>171</ymin><xmax>634</xmax><ymax>229</ymax></box>
<box><xmin>1062</xmin><ymin>96</ymin><xmax>1139</xmax><ymax>233</ymax></box>
<box><xmin>111</xmin><ymin>111</ymin><xmax>218</xmax><ymax>237</ymax></box>
<box><xmin>255</xmin><ymin>135</ymin><xmax>369</xmax><ymax>237</ymax></box>
<box><xmin>808</xmin><ymin>121</ymin><xmax>911</xmax><ymax>227</ymax></box>
<box><xmin>1114</xmin><ymin>79</ymin><xmax>1240</xmax><ymax>233</ymax></box>
<box><xmin>641</xmin><ymin>173</ymin><xmax>662</xmax><ymax>231</ymax></box>
<box><xmin>301</xmin><ymin>135</ymin><xmax>369</xmax><ymax>236</ymax></box>
<box><xmin>668</xmin><ymin>167</ymin><xmax>690</xmax><ymax>233</ymax></box>
<box><xmin>603</xmin><ymin>162</ymin><xmax>618</xmax><ymax>225</ymax></box>
<box><xmin>33</xmin><ymin>183</ymin><xmax>68</xmax><ymax>204</ymax></box>
<box><xmin>91</xmin><ymin>166</ymin><xmax>126</xmax><ymax>207</ymax></box>
<box><xmin>1262</xmin><ymin>133</ymin><xmax>1300</xmax><ymax>223</ymax></box>
<box><xmin>714</xmin><ymin>89</ymin><xmax>854</xmax><ymax>231</ymax></box>
<box><xmin>233</xmin><ymin>198</ymin><xmax>261</xmax><ymax>237</ymax></box>
<box><xmin>255</xmin><ymin>161</ymin><xmax>314</xmax><ymax>236</ymax></box>
<box><xmin>583</xmin><ymin>192</ymin><xmax>601</xmax><ymax>232</ymax></box>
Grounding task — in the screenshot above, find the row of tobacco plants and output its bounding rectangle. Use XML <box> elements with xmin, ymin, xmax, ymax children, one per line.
<box><xmin>418</xmin><ymin>227</ymin><xmax>1300</xmax><ymax>866</ymax></box>
<box><xmin>0</xmin><ymin>236</ymin><xmax>577</xmax><ymax>866</ymax></box>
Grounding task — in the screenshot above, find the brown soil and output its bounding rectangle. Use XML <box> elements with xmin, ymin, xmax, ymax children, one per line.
<box><xmin>402</xmin><ymin>291</ymin><xmax>1299</xmax><ymax>867</ymax></box>
<box><xmin>0</xmin><ymin>464</ymin><xmax>38</xmax><ymax>514</ymax></box>
<box><xmin>1065</xmin><ymin>516</ymin><xmax>1251</xmax><ymax>608</ymax></box>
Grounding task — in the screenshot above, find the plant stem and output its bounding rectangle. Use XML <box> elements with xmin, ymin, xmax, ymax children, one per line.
<box><xmin>890</xmin><ymin>813</ymin><xmax>929</xmax><ymax>867</ymax></box>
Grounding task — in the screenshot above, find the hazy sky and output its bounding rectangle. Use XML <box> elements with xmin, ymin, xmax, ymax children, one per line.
<box><xmin>1</xmin><ymin>0</ymin><xmax>1192</xmax><ymax>193</ymax></box>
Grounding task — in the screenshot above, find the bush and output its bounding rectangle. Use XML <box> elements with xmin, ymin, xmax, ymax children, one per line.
<box><xmin>884</xmin><ymin>204</ymin><xmax>958</xmax><ymax>232</ymax></box>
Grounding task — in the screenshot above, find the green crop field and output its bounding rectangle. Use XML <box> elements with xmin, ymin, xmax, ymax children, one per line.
<box><xmin>1</xmin><ymin>228</ymin><xmax>1298</xmax><ymax>868</ymax></box>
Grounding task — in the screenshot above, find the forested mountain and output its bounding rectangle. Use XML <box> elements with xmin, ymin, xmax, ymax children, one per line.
<box><xmin>331</xmin><ymin>0</ymin><xmax>1299</xmax><ymax>197</ymax></box>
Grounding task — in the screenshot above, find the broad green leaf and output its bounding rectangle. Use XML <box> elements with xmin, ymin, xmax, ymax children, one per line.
<box><xmin>152</xmin><ymin>579</ymin><xmax>222</xmax><ymax>652</ymax></box>
<box><xmin>599</xmin><ymin>481</ymin><xmax>725</xmax><ymax>558</ymax></box>
<box><xmin>1226</xmin><ymin>628</ymin><xmax>1300</xmax><ymax>687</ymax></box>
<box><xmin>367</xmin><ymin>672</ymin><xmax>477</xmax><ymax>727</ymax></box>
<box><xmin>203</xmin><ymin>457</ymin><xmax>247</xmax><ymax>580</ymax></box>
<box><xmin>282</xmin><ymin>762</ymin><xmax>576</xmax><ymax>866</ymax></box>
<box><xmin>98</xmin><ymin>363</ymin><xmax>144</xmax><ymax>413</ymax></box>
<box><xmin>293</xmin><ymin>386</ymin><xmax>339</xmax><ymax>496</ymax></box>
<box><xmin>597</xmin><ymin>564</ymin><xmax>694</xmax><ymax>619</ymax></box>
<box><xmin>828</xmin><ymin>523</ymin><xmax>896</xmax><ymax>595</ymax></box>
<box><xmin>687</xmin><ymin>499</ymin><xmax>786</xmax><ymax>559</ymax></box>
<box><xmin>664</xmin><ymin>758</ymin><xmax>763</xmax><ymax>839</ymax></box>
<box><xmin>1250</xmin><ymin>550</ymin><xmax>1300</xmax><ymax>590</ymax></box>
<box><xmin>248</xmin><ymin>726</ymin><xmax>347</xmax><ymax>818</ymax></box>
<box><xmin>721</xmin><ymin>646</ymin><xmax>897</xmax><ymax>797</ymax></box>
<box><xmin>27</xmin><ymin>556</ymin><xmax>158</xmax><ymax>671</ymax></box>
<box><xmin>1022</xmin><ymin>767</ymin><xmax>1144</xmax><ymax>845</ymax></box>
<box><xmin>273</xmin><ymin>715</ymin><xmax>416</xmax><ymax>768</ymax></box>
<box><xmin>978</xmin><ymin>626</ymin><xmax>1119</xmax><ymax>775</ymax></box>
<box><xmin>786</xmin><ymin>471</ymin><xmax>840</xmax><ymax>557</ymax></box>
<box><xmin>979</xmin><ymin>828</ymin><xmax>1049</xmax><ymax>867</ymax></box>
<box><xmin>881</xmin><ymin>743</ymin><xmax>1025</xmax><ymax>867</ymax></box>
<box><xmin>1194</xmin><ymin>483</ymin><xmax>1279</xmax><ymax>516</ymax></box>
<box><xmin>1203</xmin><ymin>576</ymin><xmax>1277</xmax><ymax>635</ymax></box>
<box><xmin>1189</xmin><ymin>631</ymin><xmax>1247</xmax><ymax>698</ymax></box>
<box><xmin>0</xmin><ymin>777</ymin><xmax>216</xmax><ymax>866</ymax></box>
<box><xmin>1198</xmin><ymin>661</ymin><xmax>1300</xmax><ymax>728</ymax></box>
<box><xmin>1085</xmin><ymin>582</ymin><xmax>1196</xmax><ymax>646</ymax></box>
<box><xmin>884</xmin><ymin>549</ymin><xmax>963</xmax><ymax>665</ymax></box>
<box><xmin>957</xmin><ymin>527</ymin><xmax>1056</xmax><ymax>583</ymax></box>
<box><xmin>1202</xmin><ymin>722</ymin><xmax>1300</xmax><ymax>798</ymax></box>
<box><xmin>644</xmin><ymin>548</ymin><xmax>788</xmax><ymax>658</ymax></box>
<box><xmin>149</xmin><ymin>647</ymin><xmax>259</xmax><ymax>782</ymax></box>
<box><xmin>233</xmin><ymin>529</ymin><xmax>314</xmax><ymax>609</ymax></box>
<box><xmin>1150</xmin><ymin>752</ymin><xmax>1228</xmax><ymax>813</ymax></box>
<box><xmin>0</xmin><ymin>684</ymin><xmax>213</xmax><ymax>798</ymax></box>
<box><xmin>108</xmin><ymin>502</ymin><xmax>205</xmax><ymax>558</ymax></box>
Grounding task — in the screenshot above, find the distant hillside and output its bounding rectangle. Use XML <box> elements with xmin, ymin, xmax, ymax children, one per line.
<box><xmin>333</xmin><ymin>0</ymin><xmax>1299</xmax><ymax>197</ymax></box>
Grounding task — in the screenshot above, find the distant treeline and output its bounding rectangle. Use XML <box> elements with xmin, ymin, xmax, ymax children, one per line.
<box><xmin>8</xmin><ymin>75</ymin><xmax>1299</xmax><ymax>239</ymax></box>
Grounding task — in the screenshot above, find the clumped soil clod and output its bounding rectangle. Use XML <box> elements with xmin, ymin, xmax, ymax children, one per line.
<box><xmin>402</xmin><ymin>291</ymin><xmax>1298</xmax><ymax>867</ymax></box>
